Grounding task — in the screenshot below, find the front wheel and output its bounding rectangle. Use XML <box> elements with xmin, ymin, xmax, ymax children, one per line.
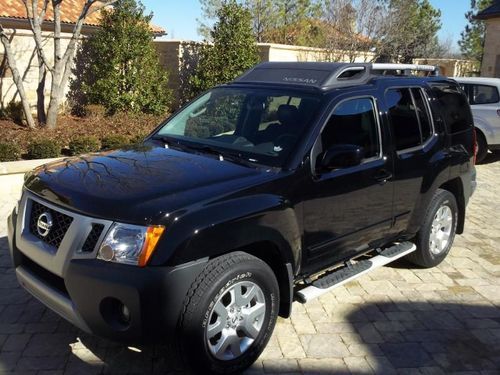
<box><xmin>406</xmin><ymin>189</ymin><xmax>458</xmax><ymax>268</ymax></box>
<box><xmin>178</xmin><ymin>252</ymin><xmax>279</xmax><ymax>374</ymax></box>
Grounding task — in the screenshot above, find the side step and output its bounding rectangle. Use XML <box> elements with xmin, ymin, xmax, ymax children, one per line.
<box><xmin>295</xmin><ymin>242</ymin><xmax>416</xmax><ymax>303</ymax></box>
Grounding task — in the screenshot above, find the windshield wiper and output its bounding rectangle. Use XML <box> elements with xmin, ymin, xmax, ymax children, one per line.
<box><xmin>152</xmin><ymin>135</ymin><xmax>178</xmax><ymax>147</ymax></box>
<box><xmin>153</xmin><ymin>136</ymin><xmax>258</xmax><ymax>167</ymax></box>
<box><xmin>182</xmin><ymin>143</ymin><xmax>257</xmax><ymax>166</ymax></box>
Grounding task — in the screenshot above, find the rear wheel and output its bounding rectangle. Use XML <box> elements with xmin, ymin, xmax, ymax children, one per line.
<box><xmin>406</xmin><ymin>189</ymin><xmax>458</xmax><ymax>268</ymax></box>
<box><xmin>178</xmin><ymin>252</ymin><xmax>279</xmax><ymax>374</ymax></box>
<box><xmin>475</xmin><ymin>130</ymin><xmax>488</xmax><ymax>164</ymax></box>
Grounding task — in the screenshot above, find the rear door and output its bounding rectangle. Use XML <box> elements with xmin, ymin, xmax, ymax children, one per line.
<box><xmin>303</xmin><ymin>94</ymin><xmax>394</xmax><ymax>267</ymax></box>
<box><xmin>383</xmin><ymin>86</ymin><xmax>439</xmax><ymax>234</ymax></box>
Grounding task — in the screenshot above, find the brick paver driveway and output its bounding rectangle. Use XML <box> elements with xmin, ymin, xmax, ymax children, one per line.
<box><xmin>1</xmin><ymin>155</ymin><xmax>500</xmax><ymax>374</ymax></box>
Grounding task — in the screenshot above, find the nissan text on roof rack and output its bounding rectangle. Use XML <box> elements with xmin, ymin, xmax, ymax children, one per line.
<box><xmin>7</xmin><ymin>62</ymin><xmax>476</xmax><ymax>374</ymax></box>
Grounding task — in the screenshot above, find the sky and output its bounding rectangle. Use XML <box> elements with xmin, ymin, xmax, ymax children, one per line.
<box><xmin>142</xmin><ymin>0</ymin><xmax>472</xmax><ymax>51</ymax></box>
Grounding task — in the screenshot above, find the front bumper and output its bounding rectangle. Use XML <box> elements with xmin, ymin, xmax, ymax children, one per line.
<box><xmin>7</xmin><ymin>196</ymin><xmax>208</xmax><ymax>344</ymax></box>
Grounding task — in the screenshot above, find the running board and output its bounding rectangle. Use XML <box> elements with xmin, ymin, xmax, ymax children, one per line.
<box><xmin>295</xmin><ymin>242</ymin><xmax>416</xmax><ymax>303</ymax></box>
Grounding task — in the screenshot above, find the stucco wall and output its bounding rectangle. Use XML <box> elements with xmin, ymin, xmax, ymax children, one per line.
<box><xmin>0</xmin><ymin>28</ymin><xmax>77</xmax><ymax>110</ymax></box>
<box><xmin>413</xmin><ymin>58</ymin><xmax>479</xmax><ymax>77</ymax></box>
<box><xmin>481</xmin><ymin>18</ymin><xmax>500</xmax><ymax>78</ymax></box>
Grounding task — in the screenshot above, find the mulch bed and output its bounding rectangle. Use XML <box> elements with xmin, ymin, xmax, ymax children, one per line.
<box><xmin>1</xmin><ymin>111</ymin><xmax>166</xmax><ymax>154</ymax></box>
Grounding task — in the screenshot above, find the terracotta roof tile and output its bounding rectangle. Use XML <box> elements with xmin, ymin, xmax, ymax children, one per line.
<box><xmin>0</xmin><ymin>0</ymin><xmax>165</xmax><ymax>34</ymax></box>
<box><xmin>475</xmin><ymin>0</ymin><xmax>500</xmax><ymax>20</ymax></box>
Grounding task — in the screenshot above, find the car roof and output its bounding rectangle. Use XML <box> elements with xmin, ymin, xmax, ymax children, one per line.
<box><xmin>233</xmin><ymin>62</ymin><xmax>447</xmax><ymax>92</ymax></box>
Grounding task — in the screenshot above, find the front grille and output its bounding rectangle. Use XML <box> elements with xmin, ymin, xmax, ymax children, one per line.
<box><xmin>81</xmin><ymin>224</ymin><xmax>104</xmax><ymax>252</ymax></box>
<box><xmin>29</xmin><ymin>200</ymin><xmax>73</xmax><ymax>249</ymax></box>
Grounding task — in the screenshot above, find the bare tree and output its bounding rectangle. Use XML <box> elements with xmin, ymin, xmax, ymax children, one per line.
<box><xmin>321</xmin><ymin>0</ymin><xmax>386</xmax><ymax>63</ymax></box>
<box><xmin>0</xmin><ymin>0</ymin><xmax>117</xmax><ymax>129</ymax></box>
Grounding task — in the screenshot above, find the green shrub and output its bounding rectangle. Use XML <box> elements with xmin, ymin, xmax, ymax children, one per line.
<box><xmin>27</xmin><ymin>139</ymin><xmax>60</xmax><ymax>159</ymax></box>
<box><xmin>0</xmin><ymin>142</ymin><xmax>21</xmax><ymax>162</ymax></box>
<box><xmin>68</xmin><ymin>136</ymin><xmax>101</xmax><ymax>156</ymax></box>
<box><xmin>101</xmin><ymin>134</ymin><xmax>130</xmax><ymax>150</ymax></box>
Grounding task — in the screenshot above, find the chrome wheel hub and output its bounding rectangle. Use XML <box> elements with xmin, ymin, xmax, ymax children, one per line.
<box><xmin>429</xmin><ymin>205</ymin><xmax>453</xmax><ymax>255</ymax></box>
<box><xmin>206</xmin><ymin>281</ymin><xmax>266</xmax><ymax>361</ymax></box>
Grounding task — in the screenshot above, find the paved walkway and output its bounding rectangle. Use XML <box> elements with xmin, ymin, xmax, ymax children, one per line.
<box><xmin>1</xmin><ymin>154</ymin><xmax>500</xmax><ymax>374</ymax></box>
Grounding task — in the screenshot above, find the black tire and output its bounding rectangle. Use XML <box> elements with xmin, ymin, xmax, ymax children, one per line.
<box><xmin>475</xmin><ymin>130</ymin><xmax>488</xmax><ymax>164</ymax></box>
<box><xmin>406</xmin><ymin>189</ymin><xmax>458</xmax><ymax>268</ymax></box>
<box><xmin>178</xmin><ymin>252</ymin><xmax>279</xmax><ymax>374</ymax></box>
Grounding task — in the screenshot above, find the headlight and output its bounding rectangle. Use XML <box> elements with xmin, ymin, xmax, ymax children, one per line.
<box><xmin>97</xmin><ymin>223</ymin><xmax>165</xmax><ymax>267</ymax></box>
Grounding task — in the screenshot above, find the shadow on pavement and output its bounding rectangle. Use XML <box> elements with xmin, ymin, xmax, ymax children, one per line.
<box><xmin>480</xmin><ymin>150</ymin><xmax>500</xmax><ymax>165</ymax></box>
<box><xmin>1</xmin><ymin>234</ymin><xmax>500</xmax><ymax>374</ymax></box>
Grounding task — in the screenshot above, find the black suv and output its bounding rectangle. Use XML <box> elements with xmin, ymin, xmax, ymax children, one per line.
<box><xmin>7</xmin><ymin>62</ymin><xmax>476</xmax><ymax>374</ymax></box>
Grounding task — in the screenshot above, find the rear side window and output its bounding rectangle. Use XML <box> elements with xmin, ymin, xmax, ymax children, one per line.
<box><xmin>321</xmin><ymin>98</ymin><xmax>380</xmax><ymax>159</ymax></box>
<box><xmin>386</xmin><ymin>88</ymin><xmax>433</xmax><ymax>151</ymax></box>
<box><xmin>431</xmin><ymin>84</ymin><xmax>473</xmax><ymax>134</ymax></box>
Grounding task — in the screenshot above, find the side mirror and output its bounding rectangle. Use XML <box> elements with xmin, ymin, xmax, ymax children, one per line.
<box><xmin>318</xmin><ymin>144</ymin><xmax>365</xmax><ymax>171</ymax></box>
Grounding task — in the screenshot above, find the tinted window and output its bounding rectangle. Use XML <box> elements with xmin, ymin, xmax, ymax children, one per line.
<box><xmin>468</xmin><ymin>84</ymin><xmax>500</xmax><ymax>104</ymax></box>
<box><xmin>411</xmin><ymin>88</ymin><xmax>433</xmax><ymax>142</ymax></box>
<box><xmin>386</xmin><ymin>89</ymin><xmax>421</xmax><ymax>150</ymax></box>
<box><xmin>321</xmin><ymin>98</ymin><xmax>380</xmax><ymax>159</ymax></box>
<box><xmin>431</xmin><ymin>84</ymin><xmax>472</xmax><ymax>134</ymax></box>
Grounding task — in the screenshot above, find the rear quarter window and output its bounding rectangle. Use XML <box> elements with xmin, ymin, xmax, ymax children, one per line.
<box><xmin>430</xmin><ymin>84</ymin><xmax>473</xmax><ymax>134</ymax></box>
<box><xmin>470</xmin><ymin>84</ymin><xmax>500</xmax><ymax>104</ymax></box>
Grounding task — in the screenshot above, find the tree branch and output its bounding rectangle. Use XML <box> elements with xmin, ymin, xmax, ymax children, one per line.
<box><xmin>61</xmin><ymin>0</ymin><xmax>117</xmax><ymax>66</ymax></box>
<box><xmin>22</xmin><ymin>0</ymin><xmax>53</xmax><ymax>73</ymax></box>
<box><xmin>0</xmin><ymin>24</ymin><xmax>37</xmax><ymax>128</ymax></box>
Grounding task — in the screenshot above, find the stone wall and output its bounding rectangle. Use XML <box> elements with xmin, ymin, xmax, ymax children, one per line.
<box><xmin>481</xmin><ymin>18</ymin><xmax>500</xmax><ymax>78</ymax></box>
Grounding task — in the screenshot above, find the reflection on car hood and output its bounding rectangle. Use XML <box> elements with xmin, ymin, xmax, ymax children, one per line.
<box><xmin>24</xmin><ymin>144</ymin><xmax>269</xmax><ymax>223</ymax></box>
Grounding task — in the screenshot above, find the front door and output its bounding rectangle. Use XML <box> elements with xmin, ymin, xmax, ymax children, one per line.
<box><xmin>303</xmin><ymin>95</ymin><xmax>394</xmax><ymax>269</ymax></box>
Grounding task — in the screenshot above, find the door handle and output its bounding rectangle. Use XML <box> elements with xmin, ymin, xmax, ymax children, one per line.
<box><xmin>374</xmin><ymin>170</ymin><xmax>393</xmax><ymax>184</ymax></box>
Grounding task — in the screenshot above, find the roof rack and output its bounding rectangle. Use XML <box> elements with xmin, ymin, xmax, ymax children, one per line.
<box><xmin>371</xmin><ymin>63</ymin><xmax>440</xmax><ymax>76</ymax></box>
<box><xmin>233</xmin><ymin>62</ymin><xmax>441</xmax><ymax>90</ymax></box>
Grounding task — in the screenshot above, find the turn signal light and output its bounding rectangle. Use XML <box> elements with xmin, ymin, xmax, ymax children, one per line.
<box><xmin>138</xmin><ymin>225</ymin><xmax>165</xmax><ymax>267</ymax></box>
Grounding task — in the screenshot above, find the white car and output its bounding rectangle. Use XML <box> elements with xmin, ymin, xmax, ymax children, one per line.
<box><xmin>453</xmin><ymin>77</ymin><xmax>500</xmax><ymax>163</ymax></box>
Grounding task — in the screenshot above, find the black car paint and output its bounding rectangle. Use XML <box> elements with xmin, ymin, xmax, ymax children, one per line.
<box><xmin>10</xmin><ymin>75</ymin><xmax>475</xmax><ymax>342</ymax></box>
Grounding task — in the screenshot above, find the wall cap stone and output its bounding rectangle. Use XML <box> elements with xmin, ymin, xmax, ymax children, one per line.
<box><xmin>0</xmin><ymin>158</ymin><xmax>62</xmax><ymax>176</ymax></box>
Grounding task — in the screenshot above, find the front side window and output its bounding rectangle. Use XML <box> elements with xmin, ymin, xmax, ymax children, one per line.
<box><xmin>321</xmin><ymin>98</ymin><xmax>380</xmax><ymax>159</ymax></box>
<box><xmin>155</xmin><ymin>88</ymin><xmax>322</xmax><ymax>167</ymax></box>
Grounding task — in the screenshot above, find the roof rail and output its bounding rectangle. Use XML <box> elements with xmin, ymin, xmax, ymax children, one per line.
<box><xmin>371</xmin><ymin>63</ymin><xmax>439</xmax><ymax>76</ymax></box>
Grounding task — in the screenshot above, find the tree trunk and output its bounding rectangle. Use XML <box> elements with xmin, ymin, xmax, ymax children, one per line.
<box><xmin>45</xmin><ymin>82</ymin><xmax>61</xmax><ymax>129</ymax></box>
<box><xmin>36</xmin><ymin>51</ymin><xmax>47</xmax><ymax>124</ymax></box>
<box><xmin>0</xmin><ymin>29</ymin><xmax>36</xmax><ymax>129</ymax></box>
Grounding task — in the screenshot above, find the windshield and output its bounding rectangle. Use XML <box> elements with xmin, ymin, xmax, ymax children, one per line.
<box><xmin>155</xmin><ymin>87</ymin><xmax>322</xmax><ymax>167</ymax></box>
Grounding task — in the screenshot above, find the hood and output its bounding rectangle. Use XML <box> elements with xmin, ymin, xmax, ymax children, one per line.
<box><xmin>24</xmin><ymin>144</ymin><xmax>270</xmax><ymax>224</ymax></box>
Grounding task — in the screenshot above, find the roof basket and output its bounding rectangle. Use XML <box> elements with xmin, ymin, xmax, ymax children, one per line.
<box><xmin>233</xmin><ymin>62</ymin><xmax>440</xmax><ymax>90</ymax></box>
